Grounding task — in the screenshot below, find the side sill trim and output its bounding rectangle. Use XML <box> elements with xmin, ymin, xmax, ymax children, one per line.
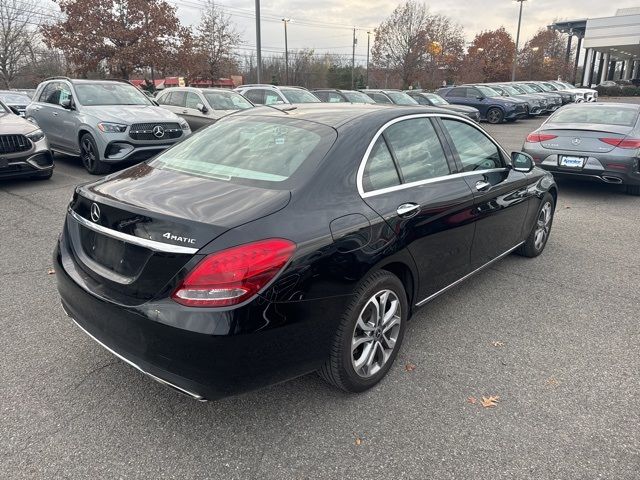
<box><xmin>415</xmin><ymin>242</ymin><xmax>524</xmax><ymax>307</ymax></box>
<box><xmin>64</xmin><ymin>306</ymin><xmax>206</xmax><ymax>401</ymax></box>
<box><xmin>68</xmin><ymin>208</ymin><xmax>199</xmax><ymax>255</ymax></box>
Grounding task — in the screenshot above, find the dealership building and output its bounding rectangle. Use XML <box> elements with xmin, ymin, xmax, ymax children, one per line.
<box><xmin>551</xmin><ymin>7</ymin><xmax>640</xmax><ymax>86</ymax></box>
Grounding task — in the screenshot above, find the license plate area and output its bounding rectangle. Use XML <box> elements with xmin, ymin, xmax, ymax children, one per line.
<box><xmin>79</xmin><ymin>226</ymin><xmax>151</xmax><ymax>278</ymax></box>
<box><xmin>559</xmin><ymin>155</ymin><xmax>586</xmax><ymax>168</ymax></box>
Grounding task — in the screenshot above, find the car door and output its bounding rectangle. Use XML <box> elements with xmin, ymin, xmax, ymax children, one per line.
<box><xmin>439</xmin><ymin>117</ymin><xmax>534</xmax><ymax>268</ymax></box>
<box><xmin>36</xmin><ymin>81</ymin><xmax>74</xmax><ymax>150</ymax></box>
<box><xmin>359</xmin><ymin>115</ymin><xmax>477</xmax><ymax>301</ymax></box>
<box><xmin>29</xmin><ymin>82</ymin><xmax>56</xmax><ymax>139</ymax></box>
<box><xmin>183</xmin><ymin>91</ymin><xmax>210</xmax><ymax>131</ymax></box>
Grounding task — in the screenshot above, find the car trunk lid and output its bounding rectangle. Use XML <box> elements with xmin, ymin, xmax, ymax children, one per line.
<box><xmin>538</xmin><ymin>124</ymin><xmax>633</xmax><ymax>153</ymax></box>
<box><xmin>66</xmin><ymin>163</ymin><xmax>290</xmax><ymax>304</ymax></box>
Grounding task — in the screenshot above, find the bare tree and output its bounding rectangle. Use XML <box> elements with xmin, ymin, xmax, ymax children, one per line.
<box><xmin>197</xmin><ymin>0</ymin><xmax>241</xmax><ymax>81</ymax></box>
<box><xmin>0</xmin><ymin>0</ymin><xmax>38</xmax><ymax>88</ymax></box>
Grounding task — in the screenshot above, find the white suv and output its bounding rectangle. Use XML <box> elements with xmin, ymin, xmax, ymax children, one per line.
<box><xmin>234</xmin><ymin>85</ymin><xmax>321</xmax><ymax>105</ymax></box>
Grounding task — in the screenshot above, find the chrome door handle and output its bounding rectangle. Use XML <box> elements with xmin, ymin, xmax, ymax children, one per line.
<box><xmin>52</xmin><ymin>112</ymin><xmax>58</xmax><ymax>116</ymax></box>
<box><xmin>397</xmin><ymin>203</ymin><xmax>420</xmax><ymax>218</ymax></box>
<box><xmin>475</xmin><ymin>180</ymin><xmax>490</xmax><ymax>191</ymax></box>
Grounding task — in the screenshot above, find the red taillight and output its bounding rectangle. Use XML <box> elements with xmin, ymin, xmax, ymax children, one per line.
<box><xmin>599</xmin><ymin>137</ymin><xmax>640</xmax><ymax>149</ymax></box>
<box><xmin>172</xmin><ymin>239</ymin><xmax>296</xmax><ymax>307</ymax></box>
<box><xmin>526</xmin><ymin>133</ymin><xmax>557</xmax><ymax>143</ymax></box>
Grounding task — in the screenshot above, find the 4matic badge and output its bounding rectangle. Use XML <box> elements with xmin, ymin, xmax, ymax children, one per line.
<box><xmin>163</xmin><ymin>232</ymin><xmax>196</xmax><ymax>244</ymax></box>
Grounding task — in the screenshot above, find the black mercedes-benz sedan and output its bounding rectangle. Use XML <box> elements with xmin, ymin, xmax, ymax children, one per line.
<box><xmin>56</xmin><ymin>104</ymin><xmax>557</xmax><ymax>400</ymax></box>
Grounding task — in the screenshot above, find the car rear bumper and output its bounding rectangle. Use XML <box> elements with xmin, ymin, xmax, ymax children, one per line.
<box><xmin>54</xmin><ymin>236</ymin><xmax>348</xmax><ymax>400</ymax></box>
<box><xmin>522</xmin><ymin>148</ymin><xmax>640</xmax><ymax>186</ymax></box>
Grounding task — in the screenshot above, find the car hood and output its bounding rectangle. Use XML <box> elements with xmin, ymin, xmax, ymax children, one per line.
<box><xmin>563</xmin><ymin>88</ymin><xmax>596</xmax><ymax>95</ymax></box>
<box><xmin>501</xmin><ymin>98</ymin><xmax>527</xmax><ymax>105</ymax></box>
<box><xmin>81</xmin><ymin>105</ymin><xmax>182</xmax><ymax>124</ymax></box>
<box><xmin>442</xmin><ymin>104</ymin><xmax>479</xmax><ymax>114</ymax></box>
<box><xmin>0</xmin><ymin>111</ymin><xmax>40</xmax><ymax>134</ymax></box>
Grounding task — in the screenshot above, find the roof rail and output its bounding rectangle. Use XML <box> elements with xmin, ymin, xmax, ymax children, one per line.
<box><xmin>43</xmin><ymin>76</ymin><xmax>73</xmax><ymax>82</ymax></box>
<box><xmin>42</xmin><ymin>76</ymin><xmax>135</xmax><ymax>86</ymax></box>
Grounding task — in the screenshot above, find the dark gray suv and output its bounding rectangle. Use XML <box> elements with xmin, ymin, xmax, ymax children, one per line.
<box><xmin>26</xmin><ymin>77</ymin><xmax>191</xmax><ymax>174</ymax></box>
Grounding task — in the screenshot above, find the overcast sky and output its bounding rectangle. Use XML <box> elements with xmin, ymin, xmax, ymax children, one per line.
<box><xmin>42</xmin><ymin>1</ymin><xmax>640</xmax><ymax>63</ymax></box>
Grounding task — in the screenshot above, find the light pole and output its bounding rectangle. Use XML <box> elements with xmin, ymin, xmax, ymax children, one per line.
<box><xmin>512</xmin><ymin>0</ymin><xmax>527</xmax><ymax>81</ymax></box>
<box><xmin>529</xmin><ymin>46</ymin><xmax>539</xmax><ymax>78</ymax></box>
<box><xmin>351</xmin><ymin>28</ymin><xmax>357</xmax><ymax>89</ymax></box>
<box><xmin>282</xmin><ymin>18</ymin><xmax>291</xmax><ymax>85</ymax></box>
<box><xmin>366</xmin><ymin>31</ymin><xmax>371</xmax><ymax>88</ymax></box>
<box><xmin>255</xmin><ymin>0</ymin><xmax>262</xmax><ymax>83</ymax></box>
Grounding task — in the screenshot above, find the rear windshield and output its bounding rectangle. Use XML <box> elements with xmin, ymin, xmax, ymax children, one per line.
<box><xmin>386</xmin><ymin>91</ymin><xmax>418</xmax><ymax>105</ymax></box>
<box><xmin>281</xmin><ymin>89</ymin><xmax>320</xmax><ymax>103</ymax></box>
<box><xmin>151</xmin><ymin>116</ymin><xmax>336</xmax><ymax>187</ymax></box>
<box><xmin>343</xmin><ymin>91</ymin><xmax>375</xmax><ymax>104</ymax></box>
<box><xmin>550</xmin><ymin>106</ymin><xmax>639</xmax><ymax>127</ymax></box>
<box><xmin>424</xmin><ymin>93</ymin><xmax>448</xmax><ymax>105</ymax></box>
<box><xmin>75</xmin><ymin>83</ymin><xmax>151</xmax><ymax>106</ymax></box>
<box><xmin>203</xmin><ymin>90</ymin><xmax>253</xmax><ymax>110</ymax></box>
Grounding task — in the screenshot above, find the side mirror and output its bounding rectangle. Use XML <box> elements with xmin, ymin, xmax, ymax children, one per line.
<box><xmin>196</xmin><ymin>102</ymin><xmax>208</xmax><ymax>113</ymax></box>
<box><xmin>511</xmin><ymin>152</ymin><xmax>534</xmax><ymax>173</ymax></box>
<box><xmin>60</xmin><ymin>98</ymin><xmax>72</xmax><ymax>109</ymax></box>
<box><xmin>476</xmin><ymin>95</ymin><xmax>485</xmax><ymax>100</ymax></box>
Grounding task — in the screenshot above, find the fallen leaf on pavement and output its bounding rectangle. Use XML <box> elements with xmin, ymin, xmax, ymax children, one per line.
<box><xmin>492</xmin><ymin>341</ymin><xmax>504</xmax><ymax>347</ymax></box>
<box><xmin>546</xmin><ymin>377</ymin><xmax>560</xmax><ymax>387</ymax></box>
<box><xmin>481</xmin><ymin>395</ymin><xmax>500</xmax><ymax>408</ymax></box>
<box><xmin>47</xmin><ymin>268</ymin><xmax>55</xmax><ymax>275</ymax></box>
<box><xmin>405</xmin><ymin>362</ymin><xmax>416</xmax><ymax>372</ymax></box>
<box><xmin>467</xmin><ymin>396</ymin><xmax>477</xmax><ymax>405</ymax></box>
<box><xmin>354</xmin><ymin>435</ymin><xmax>363</xmax><ymax>446</ymax></box>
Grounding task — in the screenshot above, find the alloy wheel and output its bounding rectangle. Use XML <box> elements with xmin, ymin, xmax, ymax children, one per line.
<box><xmin>351</xmin><ymin>289</ymin><xmax>401</xmax><ymax>378</ymax></box>
<box><xmin>534</xmin><ymin>201</ymin><xmax>552</xmax><ymax>250</ymax></box>
<box><xmin>81</xmin><ymin>138</ymin><xmax>96</xmax><ymax>171</ymax></box>
<box><xmin>487</xmin><ymin>109</ymin><xmax>502</xmax><ymax>124</ymax></box>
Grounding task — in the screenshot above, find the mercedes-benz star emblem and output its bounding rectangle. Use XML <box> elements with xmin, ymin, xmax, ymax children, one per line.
<box><xmin>152</xmin><ymin>125</ymin><xmax>165</xmax><ymax>138</ymax></box>
<box><xmin>572</xmin><ymin>137</ymin><xmax>581</xmax><ymax>146</ymax></box>
<box><xmin>90</xmin><ymin>203</ymin><xmax>101</xmax><ymax>223</ymax></box>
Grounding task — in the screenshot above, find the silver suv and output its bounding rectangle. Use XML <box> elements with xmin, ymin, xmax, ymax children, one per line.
<box><xmin>26</xmin><ymin>77</ymin><xmax>191</xmax><ymax>174</ymax></box>
<box><xmin>234</xmin><ymin>84</ymin><xmax>321</xmax><ymax>105</ymax></box>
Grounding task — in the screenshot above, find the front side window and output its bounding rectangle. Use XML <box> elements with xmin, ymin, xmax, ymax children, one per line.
<box><xmin>280</xmin><ymin>89</ymin><xmax>320</xmax><ymax>104</ymax></box>
<box><xmin>74</xmin><ymin>83</ymin><xmax>151</xmax><ymax>106</ymax></box>
<box><xmin>169</xmin><ymin>91</ymin><xmax>186</xmax><ymax>107</ymax></box>
<box><xmin>384</xmin><ymin>118</ymin><xmax>450</xmax><ymax>183</ymax></box>
<box><xmin>186</xmin><ymin>92</ymin><xmax>202</xmax><ymax>109</ymax></box>
<box><xmin>156</xmin><ymin>92</ymin><xmax>170</xmax><ymax>105</ymax></box>
<box><xmin>203</xmin><ymin>91</ymin><xmax>253</xmax><ymax>110</ymax></box>
<box><xmin>476</xmin><ymin>86</ymin><xmax>500</xmax><ymax>98</ymax></box>
<box><xmin>442</xmin><ymin>119</ymin><xmax>503</xmax><ymax>172</ymax></box>
<box><xmin>447</xmin><ymin>87</ymin><xmax>466</xmax><ymax>97</ymax></box>
<box><xmin>362</xmin><ymin>136</ymin><xmax>401</xmax><ymax>192</ymax></box>
<box><xmin>369</xmin><ymin>93</ymin><xmax>392</xmax><ymax>104</ymax></box>
<box><xmin>325</xmin><ymin>92</ymin><xmax>346</xmax><ymax>103</ymax></box>
<box><xmin>40</xmin><ymin>82</ymin><xmax>69</xmax><ymax>105</ymax></box>
<box><xmin>264</xmin><ymin>91</ymin><xmax>285</xmax><ymax>105</ymax></box>
<box><xmin>412</xmin><ymin>95</ymin><xmax>430</xmax><ymax>105</ymax></box>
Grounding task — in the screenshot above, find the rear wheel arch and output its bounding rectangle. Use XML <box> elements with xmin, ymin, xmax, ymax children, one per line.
<box><xmin>547</xmin><ymin>186</ymin><xmax>558</xmax><ymax>208</ymax></box>
<box><xmin>378</xmin><ymin>261</ymin><xmax>416</xmax><ymax>313</ymax></box>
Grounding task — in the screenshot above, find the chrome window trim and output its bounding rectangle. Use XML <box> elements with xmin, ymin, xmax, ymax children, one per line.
<box><xmin>356</xmin><ymin>113</ymin><xmax>510</xmax><ymax>198</ymax></box>
<box><xmin>68</xmin><ymin>208</ymin><xmax>199</xmax><ymax>254</ymax></box>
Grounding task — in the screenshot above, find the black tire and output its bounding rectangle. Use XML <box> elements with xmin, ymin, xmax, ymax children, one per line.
<box><xmin>318</xmin><ymin>270</ymin><xmax>408</xmax><ymax>393</ymax></box>
<box><xmin>516</xmin><ymin>192</ymin><xmax>555</xmax><ymax>258</ymax></box>
<box><xmin>626</xmin><ymin>185</ymin><xmax>640</xmax><ymax>196</ymax></box>
<box><xmin>80</xmin><ymin>133</ymin><xmax>110</xmax><ymax>175</ymax></box>
<box><xmin>486</xmin><ymin>107</ymin><xmax>504</xmax><ymax>124</ymax></box>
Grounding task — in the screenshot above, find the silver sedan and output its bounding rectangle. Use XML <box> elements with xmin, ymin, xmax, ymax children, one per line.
<box><xmin>522</xmin><ymin>103</ymin><xmax>640</xmax><ymax>196</ymax></box>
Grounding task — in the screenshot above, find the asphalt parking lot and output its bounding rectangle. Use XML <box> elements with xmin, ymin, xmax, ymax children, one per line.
<box><xmin>2</xmin><ymin>108</ymin><xmax>639</xmax><ymax>479</ymax></box>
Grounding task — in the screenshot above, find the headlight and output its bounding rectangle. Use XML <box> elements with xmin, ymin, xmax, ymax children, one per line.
<box><xmin>179</xmin><ymin>120</ymin><xmax>190</xmax><ymax>130</ymax></box>
<box><xmin>26</xmin><ymin>129</ymin><xmax>45</xmax><ymax>142</ymax></box>
<box><xmin>97</xmin><ymin>122</ymin><xmax>128</xmax><ymax>133</ymax></box>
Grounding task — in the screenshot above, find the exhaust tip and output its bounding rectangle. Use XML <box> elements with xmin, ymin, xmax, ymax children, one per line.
<box><xmin>602</xmin><ymin>176</ymin><xmax>623</xmax><ymax>184</ymax></box>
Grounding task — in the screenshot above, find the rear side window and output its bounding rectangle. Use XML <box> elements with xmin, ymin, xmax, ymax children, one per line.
<box><xmin>151</xmin><ymin>117</ymin><xmax>336</xmax><ymax>186</ymax></box>
<box><xmin>243</xmin><ymin>89</ymin><xmax>264</xmax><ymax>104</ymax></box>
<box><xmin>324</xmin><ymin>92</ymin><xmax>346</xmax><ymax>103</ymax></box>
<box><xmin>384</xmin><ymin>118</ymin><xmax>450</xmax><ymax>183</ymax></box>
<box><xmin>264</xmin><ymin>91</ymin><xmax>285</xmax><ymax>105</ymax></box>
<box><xmin>156</xmin><ymin>92</ymin><xmax>170</xmax><ymax>105</ymax></box>
<box><xmin>447</xmin><ymin>87</ymin><xmax>466</xmax><ymax>97</ymax></box>
<box><xmin>442</xmin><ymin>119</ymin><xmax>503</xmax><ymax>172</ymax></box>
<box><xmin>169</xmin><ymin>91</ymin><xmax>186</xmax><ymax>107</ymax></box>
<box><xmin>369</xmin><ymin>93</ymin><xmax>392</xmax><ymax>104</ymax></box>
<box><xmin>362</xmin><ymin>137</ymin><xmax>401</xmax><ymax>192</ymax></box>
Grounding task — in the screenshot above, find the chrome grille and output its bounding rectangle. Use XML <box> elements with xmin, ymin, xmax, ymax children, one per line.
<box><xmin>129</xmin><ymin>123</ymin><xmax>182</xmax><ymax>141</ymax></box>
<box><xmin>0</xmin><ymin>134</ymin><xmax>31</xmax><ymax>154</ymax></box>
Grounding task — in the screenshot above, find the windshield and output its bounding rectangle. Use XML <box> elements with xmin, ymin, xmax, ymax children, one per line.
<box><xmin>501</xmin><ymin>85</ymin><xmax>521</xmax><ymax>96</ymax></box>
<box><xmin>559</xmin><ymin>81</ymin><xmax>576</xmax><ymax>89</ymax></box>
<box><xmin>537</xmin><ymin>83</ymin><xmax>555</xmax><ymax>92</ymax></box>
<box><xmin>386</xmin><ymin>91</ymin><xmax>418</xmax><ymax>105</ymax></box>
<box><xmin>203</xmin><ymin>90</ymin><xmax>253</xmax><ymax>110</ymax></box>
<box><xmin>75</xmin><ymin>83</ymin><xmax>152</xmax><ymax>106</ymax></box>
<box><xmin>424</xmin><ymin>93</ymin><xmax>448</xmax><ymax>105</ymax></box>
<box><xmin>0</xmin><ymin>93</ymin><xmax>30</xmax><ymax>104</ymax></box>
<box><xmin>477</xmin><ymin>86</ymin><xmax>500</xmax><ymax>98</ymax></box>
<box><xmin>550</xmin><ymin>106</ymin><xmax>639</xmax><ymax>127</ymax></box>
<box><xmin>281</xmin><ymin>89</ymin><xmax>320</xmax><ymax>103</ymax></box>
<box><xmin>525</xmin><ymin>83</ymin><xmax>543</xmax><ymax>93</ymax></box>
<box><xmin>343</xmin><ymin>91</ymin><xmax>375</xmax><ymax>104</ymax></box>
<box><xmin>151</xmin><ymin>116</ymin><xmax>336</xmax><ymax>186</ymax></box>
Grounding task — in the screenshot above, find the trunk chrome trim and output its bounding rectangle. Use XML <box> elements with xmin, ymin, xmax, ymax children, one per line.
<box><xmin>64</xmin><ymin>306</ymin><xmax>207</xmax><ymax>401</ymax></box>
<box><xmin>68</xmin><ymin>208</ymin><xmax>199</xmax><ymax>255</ymax></box>
<box><xmin>415</xmin><ymin>242</ymin><xmax>524</xmax><ymax>307</ymax></box>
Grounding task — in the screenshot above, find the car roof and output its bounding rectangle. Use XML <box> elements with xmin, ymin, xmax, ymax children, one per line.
<box><xmin>561</xmin><ymin>102</ymin><xmax>639</xmax><ymax>110</ymax></box>
<box><xmin>230</xmin><ymin>103</ymin><xmax>460</xmax><ymax>128</ymax></box>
